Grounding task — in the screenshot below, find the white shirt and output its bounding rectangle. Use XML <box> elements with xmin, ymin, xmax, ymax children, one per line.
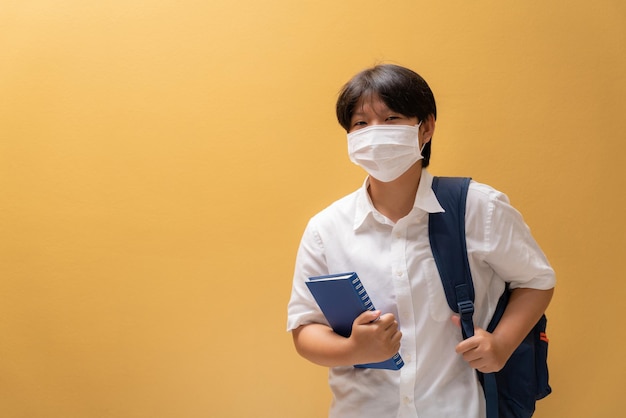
<box><xmin>287</xmin><ymin>169</ymin><xmax>555</xmax><ymax>418</ymax></box>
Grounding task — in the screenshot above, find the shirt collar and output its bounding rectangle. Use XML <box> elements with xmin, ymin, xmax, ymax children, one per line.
<box><xmin>354</xmin><ymin>169</ymin><xmax>445</xmax><ymax>231</ymax></box>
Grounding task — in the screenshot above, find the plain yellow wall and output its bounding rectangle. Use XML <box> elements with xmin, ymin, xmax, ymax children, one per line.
<box><xmin>1</xmin><ymin>1</ymin><xmax>625</xmax><ymax>417</ymax></box>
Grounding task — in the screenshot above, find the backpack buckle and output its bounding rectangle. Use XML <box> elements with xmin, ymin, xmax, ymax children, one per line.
<box><xmin>457</xmin><ymin>300</ymin><xmax>474</xmax><ymax>317</ymax></box>
<box><xmin>457</xmin><ymin>300</ymin><xmax>475</xmax><ymax>339</ymax></box>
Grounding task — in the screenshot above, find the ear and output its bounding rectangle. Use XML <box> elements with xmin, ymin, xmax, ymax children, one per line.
<box><xmin>420</xmin><ymin>114</ymin><xmax>436</xmax><ymax>146</ymax></box>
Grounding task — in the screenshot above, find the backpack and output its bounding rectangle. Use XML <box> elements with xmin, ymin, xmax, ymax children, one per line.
<box><xmin>429</xmin><ymin>176</ymin><xmax>551</xmax><ymax>418</ymax></box>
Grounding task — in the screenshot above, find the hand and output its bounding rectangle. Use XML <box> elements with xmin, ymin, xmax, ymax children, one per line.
<box><xmin>349</xmin><ymin>310</ymin><xmax>402</xmax><ymax>364</ymax></box>
<box><xmin>451</xmin><ymin>316</ymin><xmax>509</xmax><ymax>373</ymax></box>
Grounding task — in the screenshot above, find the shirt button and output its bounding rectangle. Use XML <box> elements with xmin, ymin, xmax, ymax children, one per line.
<box><xmin>403</xmin><ymin>396</ymin><xmax>412</xmax><ymax>405</ymax></box>
<box><xmin>395</xmin><ymin>271</ymin><xmax>403</xmax><ymax>277</ymax></box>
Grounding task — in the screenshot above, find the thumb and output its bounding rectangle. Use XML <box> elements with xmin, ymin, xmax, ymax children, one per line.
<box><xmin>354</xmin><ymin>310</ymin><xmax>381</xmax><ymax>325</ymax></box>
<box><xmin>450</xmin><ymin>315</ymin><xmax>461</xmax><ymax>329</ymax></box>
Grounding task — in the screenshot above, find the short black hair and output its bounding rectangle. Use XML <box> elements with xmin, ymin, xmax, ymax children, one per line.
<box><xmin>336</xmin><ymin>64</ymin><xmax>437</xmax><ymax>167</ymax></box>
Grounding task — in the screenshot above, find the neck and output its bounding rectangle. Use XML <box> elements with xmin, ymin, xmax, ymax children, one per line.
<box><xmin>368</xmin><ymin>164</ymin><xmax>423</xmax><ymax>223</ymax></box>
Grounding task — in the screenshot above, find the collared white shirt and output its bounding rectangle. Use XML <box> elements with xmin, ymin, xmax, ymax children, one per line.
<box><xmin>287</xmin><ymin>169</ymin><xmax>555</xmax><ymax>418</ymax></box>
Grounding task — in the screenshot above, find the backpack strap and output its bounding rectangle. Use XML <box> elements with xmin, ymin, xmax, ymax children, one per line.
<box><xmin>429</xmin><ymin>176</ymin><xmax>499</xmax><ymax>418</ymax></box>
<box><xmin>428</xmin><ymin>176</ymin><xmax>475</xmax><ymax>339</ymax></box>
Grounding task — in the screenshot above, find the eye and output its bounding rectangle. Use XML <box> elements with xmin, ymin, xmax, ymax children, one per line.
<box><xmin>352</xmin><ymin>120</ymin><xmax>367</xmax><ymax>128</ymax></box>
<box><xmin>385</xmin><ymin>115</ymin><xmax>401</xmax><ymax>122</ymax></box>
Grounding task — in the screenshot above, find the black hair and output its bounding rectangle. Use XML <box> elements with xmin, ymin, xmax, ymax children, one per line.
<box><xmin>336</xmin><ymin>64</ymin><xmax>437</xmax><ymax>167</ymax></box>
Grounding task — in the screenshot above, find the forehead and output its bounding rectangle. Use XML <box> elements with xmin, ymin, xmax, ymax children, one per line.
<box><xmin>351</xmin><ymin>94</ymin><xmax>392</xmax><ymax>117</ymax></box>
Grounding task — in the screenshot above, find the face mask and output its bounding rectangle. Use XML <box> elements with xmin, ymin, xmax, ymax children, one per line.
<box><xmin>347</xmin><ymin>123</ymin><xmax>423</xmax><ymax>182</ymax></box>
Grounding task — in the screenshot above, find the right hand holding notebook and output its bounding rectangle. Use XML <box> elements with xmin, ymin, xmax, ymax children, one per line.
<box><xmin>349</xmin><ymin>310</ymin><xmax>403</xmax><ymax>364</ymax></box>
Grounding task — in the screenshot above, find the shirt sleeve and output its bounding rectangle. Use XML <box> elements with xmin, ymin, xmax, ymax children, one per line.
<box><xmin>286</xmin><ymin>218</ymin><xmax>330</xmax><ymax>332</ymax></box>
<box><xmin>468</xmin><ymin>183</ymin><xmax>556</xmax><ymax>291</ymax></box>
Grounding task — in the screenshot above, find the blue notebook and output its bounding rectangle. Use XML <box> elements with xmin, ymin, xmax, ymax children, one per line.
<box><xmin>306</xmin><ymin>272</ymin><xmax>404</xmax><ymax>370</ymax></box>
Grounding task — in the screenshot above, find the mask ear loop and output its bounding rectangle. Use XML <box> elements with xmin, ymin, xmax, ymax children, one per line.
<box><xmin>416</xmin><ymin>120</ymin><xmax>426</xmax><ymax>153</ymax></box>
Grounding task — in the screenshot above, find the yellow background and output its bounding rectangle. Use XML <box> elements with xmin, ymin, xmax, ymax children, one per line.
<box><xmin>1</xmin><ymin>1</ymin><xmax>625</xmax><ymax>417</ymax></box>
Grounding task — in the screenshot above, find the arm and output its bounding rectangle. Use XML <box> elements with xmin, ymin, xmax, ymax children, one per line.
<box><xmin>292</xmin><ymin>310</ymin><xmax>402</xmax><ymax>368</ymax></box>
<box><xmin>455</xmin><ymin>287</ymin><xmax>554</xmax><ymax>373</ymax></box>
<box><xmin>455</xmin><ymin>184</ymin><xmax>556</xmax><ymax>372</ymax></box>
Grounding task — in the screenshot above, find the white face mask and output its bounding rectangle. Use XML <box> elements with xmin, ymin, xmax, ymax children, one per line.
<box><xmin>347</xmin><ymin>123</ymin><xmax>423</xmax><ymax>182</ymax></box>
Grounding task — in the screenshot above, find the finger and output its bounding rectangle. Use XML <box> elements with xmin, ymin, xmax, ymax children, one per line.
<box><xmin>468</xmin><ymin>357</ymin><xmax>486</xmax><ymax>370</ymax></box>
<box><xmin>354</xmin><ymin>310</ymin><xmax>381</xmax><ymax>325</ymax></box>
<box><xmin>450</xmin><ymin>315</ymin><xmax>461</xmax><ymax>329</ymax></box>
<box><xmin>455</xmin><ymin>337</ymin><xmax>479</xmax><ymax>355</ymax></box>
<box><xmin>381</xmin><ymin>317</ymin><xmax>399</xmax><ymax>332</ymax></box>
<box><xmin>378</xmin><ymin>313</ymin><xmax>396</xmax><ymax>324</ymax></box>
<box><xmin>462</xmin><ymin>348</ymin><xmax>483</xmax><ymax>364</ymax></box>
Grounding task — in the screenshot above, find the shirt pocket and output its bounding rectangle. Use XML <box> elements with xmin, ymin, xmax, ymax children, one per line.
<box><xmin>424</xmin><ymin>259</ymin><xmax>453</xmax><ymax>322</ymax></box>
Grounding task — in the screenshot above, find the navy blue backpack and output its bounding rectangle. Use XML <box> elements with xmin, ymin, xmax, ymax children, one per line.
<box><xmin>429</xmin><ymin>176</ymin><xmax>551</xmax><ymax>418</ymax></box>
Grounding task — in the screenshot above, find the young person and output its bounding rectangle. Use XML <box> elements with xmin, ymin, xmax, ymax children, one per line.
<box><xmin>286</xmin><ymin>64</ymin><xmax>555</xmax><ymax>418</ymax></box>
